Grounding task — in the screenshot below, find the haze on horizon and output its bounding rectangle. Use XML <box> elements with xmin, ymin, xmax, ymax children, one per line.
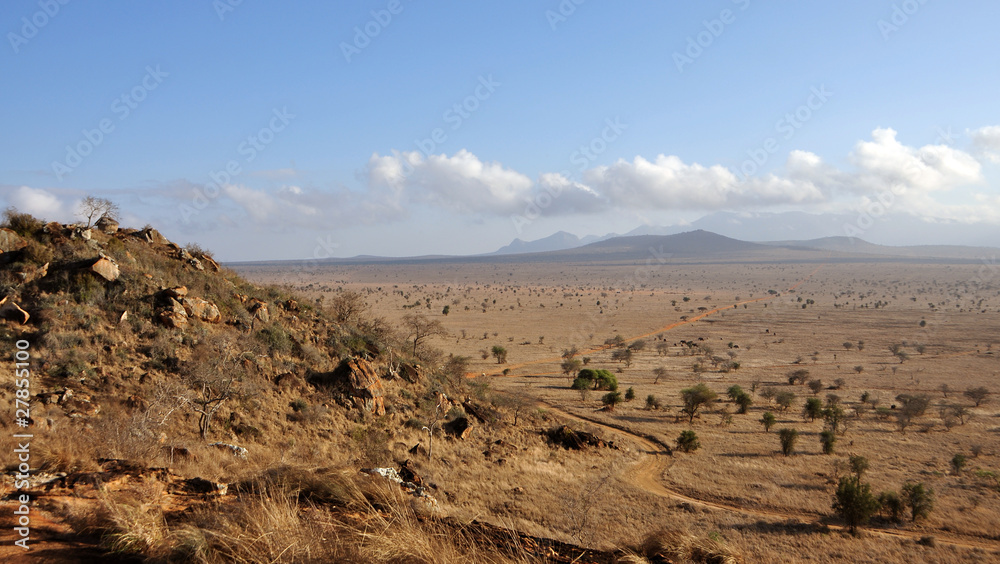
<box><xmin>2</xmin><ymin>1</ymin><xmax>999</xmax><ymax>261</ymax></box>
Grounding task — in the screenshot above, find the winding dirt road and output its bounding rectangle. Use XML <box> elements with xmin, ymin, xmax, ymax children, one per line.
<box><xmin>542</xmin><ymin>401</ymin><xmax>1000</xmax><ymax>553</ymax></box>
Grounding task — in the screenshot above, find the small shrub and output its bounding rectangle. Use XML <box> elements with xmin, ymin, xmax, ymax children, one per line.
<box><xmin>676</xmin><ymin>430</ymin><xmax>700</xmax><ymax>453</ymax></box>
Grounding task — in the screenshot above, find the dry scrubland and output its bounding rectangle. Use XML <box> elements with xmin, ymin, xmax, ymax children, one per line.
<box><xmin>241</xmin><ymin>258</ymin><xmax>1000</xmax><ymax>562</ymax></box>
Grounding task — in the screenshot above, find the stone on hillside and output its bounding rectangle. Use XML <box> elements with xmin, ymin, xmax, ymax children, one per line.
<box><xmin>248</xmin><ymin>299</ymin><xmax>269</xmax><ymax>323</ymax></box>
<box><xmin>158</xmin><ymin>297</ymin><xmax>189</xmax><ymax>328</ymax></box>
<box><xmin>0</xmin><ymin>296</ymin><xmax>30</xmax><ymax>325</ymax></box>
<box><xmin>209</xmin><ymin>442</ymin><xmax>248</xmax><ymax>459</ymax></box>
<box><xmin>140</xmin><ymin>227</ymin><xmax>169</xmax><ymax>245</ymax></box>
<box><xmin>86</xmin><ymin>254</ymin><xmax>120</xmax><ymax>281</ymax></box>
<box><xmin>399</xmin><ymin>362</ymin><xmax>425</xmax><ymax>383</ymax></box>
<box><xmin>95</xmin><ymin>216</ymin><xmax>119</xmax><ymax>234</ymax></box>
<box><xmin>0</xmin><ymin>228</ymin><xmax>27</xmax><ymax>253</ymax></box>
<box><xmin>444</xmin><ymin>416</ymin><xmax>472</xmax><ymax>440</ymax></box>
<box><xmin>200</xmin><ymin>255</ymin><xmax>221</xmax><ymax>272</ymax></box>
<box><xmin>163</xmin><ymin>286</ymin><xmax>188</xmax><ymax>299</ymax></box>
<box><xmin>346</xmin><ymin>357</ymin><xmax>386</xmax><ymax>416</ymax></box>
<box><xmin>182</xmin><ymin>297</ymin><xmax>221</xmax><ymax>323</ymax></box>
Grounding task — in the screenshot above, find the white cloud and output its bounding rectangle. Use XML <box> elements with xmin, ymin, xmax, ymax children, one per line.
<box><xmin>2</xmin><ymin>186</ymin><xmax>74</xmax><ymax>221</ymax></box>
<box><xmin>969</xmin><ymin>125</ymin><xmax>1000</xmax><ymax>163</ymax></box>
<box><xmin>849</xmin><ymin>127</ymin><xmax>982</xmax><ymax>193</ymax></box>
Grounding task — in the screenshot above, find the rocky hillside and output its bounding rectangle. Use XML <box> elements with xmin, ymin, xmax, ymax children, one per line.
<box><xmin>2</xmin><ymin>209</ymin><xmax>721</xmax><ymax>563</ymax></box>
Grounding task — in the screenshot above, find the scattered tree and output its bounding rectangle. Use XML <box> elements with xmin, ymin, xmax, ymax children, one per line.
<box><xmin>951</xmin><ymin>453</ymin><xmax>967</xmax><ymax>475</ymax></box>
<box><xmin>964</xmin><ymin>386</ymin><xmax>990</xmax><ymax>407</ymax></box>
<box><xmin>652</xmin><ymin>366</ymin><xmax>668</xmax><ymax>384</ymax></box>
<box><xmin>878</xmin><ymin>490</ymin><xmax>905</xmax><ymax>523</ymax></box>
<box><xmin>833</xmin><ymin>476</ymin><xmax>880</xmax><ymax>534</ymax></box>
<box><xmin>760</xmin><ymin>411</ymin><xmax>776</xmax><ymax>432</ymax></box>
<box><xmin>77</xmin><ymin>196</ymin><xmax>120</xmax><ymax>228</ymax></box>
<box><xmin>803</xmin><ymin>397</ymin><xmax>824</xmax><ymax>422</ymax></box>
<box><xmin>645</xmin><ymin>394</ymin><xmax>661</xmax><ymax>410</ymax></box>
<box><xmin>901</xmin><ymin>482</ymin><xmax>934</xmax><ymax>522</ymax></box>
<box><xmin>680</xmin><ymin>383</ymin><xmax>718</xmax><ymax>423</ymax></box>
<box><xmin>820</xmin><ymin>430</ymin><xmax>836</xmax><ymax>454</ymax></box>
<box><xmin>775</xmin><ymin>391</ymin><xmax>796</xmax><ymax>412</ymax></box>
<box><xmin>491</xmin><ymin>345</ymin><xmax>508</xmax><ymax>364</ymax></box>
<box><xmin>402</xmin><ymin>313</ymin><xmax>448</xmax><ymax>358</ymax></box>
<box><xmin>624</xmin><ymin>387</ymin><xmax>636</xmax><ymax>402</ymax></box>
<box><xmin>778</xmin><ymin>428</ymin><xmax>798</xmax><ymax>456</ymax></box>
<box><xmin>808</xmin><ymin>379</ymin><xmax>824</xmax><ymax>395</ymax></box>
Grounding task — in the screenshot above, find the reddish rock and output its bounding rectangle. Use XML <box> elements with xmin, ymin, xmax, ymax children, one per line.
<box><xmin>346</xmin><ymin>357</ymin><xmax>386</xmax><ymax>416</ymax></box>
<box><xmin>87</xmin><ymin>254</ymin><xmax>120</xmax><ymax>281</ymax></box>
<box><xmin>200</xmin><ymin>255</ymin><xmax>221</xmax><ymax>272</ymax></box>
<box><xmin>140</xmin><ymin>227</ymin><xmax>169</xmax><ymax>245</ymax></box>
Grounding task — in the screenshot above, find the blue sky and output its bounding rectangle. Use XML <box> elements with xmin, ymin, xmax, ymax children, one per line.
<box><xmin>2</xmin><ymin>1</ymin><xmax>999</xmax><ymax>260</ymax></box>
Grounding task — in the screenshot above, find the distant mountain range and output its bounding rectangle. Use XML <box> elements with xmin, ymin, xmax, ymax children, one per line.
<box><xmin>491</xmin><ymin>211</ymin><xmax>1000</xmax><ymax>257</ymax></box>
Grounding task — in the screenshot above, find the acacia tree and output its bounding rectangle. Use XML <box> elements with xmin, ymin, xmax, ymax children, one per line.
<box><xmin>833</xmin><ymin>476</ymin><xmax>880</xmax><ymax>534</ymax></box>
<box><xmin>491</xmin><ymin>345</ymin><xmax>508</xmax><ymax>364</ymax></box>
<box><xmin>402</xmin><ymin>313</ymin><xmax>448</xmax><ymax>358</ymax></box>
<box><xmin>680</xmin><ymin>383</ymin><xmax>717</xmax><ymax>423</ymax></box>
<box><xmin>964</xmin><ymin>386</ymin><xmax>990</xmax><ymax>407</ymax></box>
<box><xmin>77</xmin><ymin>196</ymin><xmax>120</xmax><ymax>228</ymax></box>
<box><xmin>182</xmin><ymin>336</ymin><xmax>256</xmax><ymax>440</ymax></box>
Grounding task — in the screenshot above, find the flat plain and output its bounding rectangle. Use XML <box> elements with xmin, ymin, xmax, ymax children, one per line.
<box><xmin>238</xmin><ymin>250</ymin><xmax>1000</xmax><ymax>562</ymax></box>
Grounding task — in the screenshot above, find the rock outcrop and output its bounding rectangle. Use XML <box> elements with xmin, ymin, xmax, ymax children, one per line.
<box><xmin>345</xmin><ymin>357</ymin><xmax>386</xmax><ymax>416</ymax></box>
<box><xmin>95</xmin><ymin>216</ymin><xmax>120</xmax><ymax>234</ymax></box>
<box><xmin>247</xmin><ymin>298</ymin><xmax>270</xmax><ymax>323</ymax></box>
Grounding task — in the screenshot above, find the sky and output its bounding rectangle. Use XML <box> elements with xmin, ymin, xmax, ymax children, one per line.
<box><xmin>2</xmin><ymin>0</ymin><xmax>999</xmax><ymax>261</ymax></box>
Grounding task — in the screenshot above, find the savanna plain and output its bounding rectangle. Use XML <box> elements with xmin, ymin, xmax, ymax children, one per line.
<box><xmin>242</xmin><ymin>255</ymin><xmax>1000</xmax><ymax>563</ymax></box>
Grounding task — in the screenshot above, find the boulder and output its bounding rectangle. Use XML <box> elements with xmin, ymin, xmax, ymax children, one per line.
<box><xmin>462</xmin><ymin>400</ymin><xmax>503</xmax><ymax>425</ymax></box>
<box><xmin>0</xmin><ymin>296</ymin><xmax>30</xmax><ymax>324</ymax></box>
<box><xmin>180</xmin><ymin>477</ymin><xmax>228</xmax><ymax>495</ymax></box>
<box><xmin>182</xmin><ymin>297</ymin><xmax>221</xmax><ymax>323</ymax></box>
<box><xmin>0</xmin><ymin>228</ymin><xmax>27</xmax><ymax>253</ymax></box>
<box><xmin>95</xmin><ymin>216</ymin><xmax>119</xmax><ymax>234</ymax></box>
<box><xmin>139</xmin><ymin>227</ymin><xmax>169</xmax><ymax>245</ymax></box>
<box><xmin>158</xmin><ymin>298</ymin><xmax>189</xmax><ymax>329</ymax></box>
<box><xmin>346</xmin><ymin>357</ymin><xmax>386</xmax><ymax>416</ymax></box>
<box><xmin>86</xmin><ymin>254</ymin><xmax>120</xmax><ymax>281</ymax></box>
<box><xmin>399</xmin><ymin>363</ymin><xmax>424</xmax><ymax>383</ymax></box>
<box><xmin>247</xmin><ymin>299</ymin><xmax>269</xmax><ymax>323</ymax></box>
<box><xmin>162</xmin><ymin>286</ymin><xmax>188</xmax><ymax>299</ymax></box>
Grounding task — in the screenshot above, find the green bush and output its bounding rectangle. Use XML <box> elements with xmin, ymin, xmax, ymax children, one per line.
<box><xmin>676</xmin><ymin>430</ymin><xmax>700</xmax><ymax>453</ymax></box>
<box><xmin>778</xmin><ymin>428</ymin><xmax>798</xmax><ymax>456</ymax></box>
